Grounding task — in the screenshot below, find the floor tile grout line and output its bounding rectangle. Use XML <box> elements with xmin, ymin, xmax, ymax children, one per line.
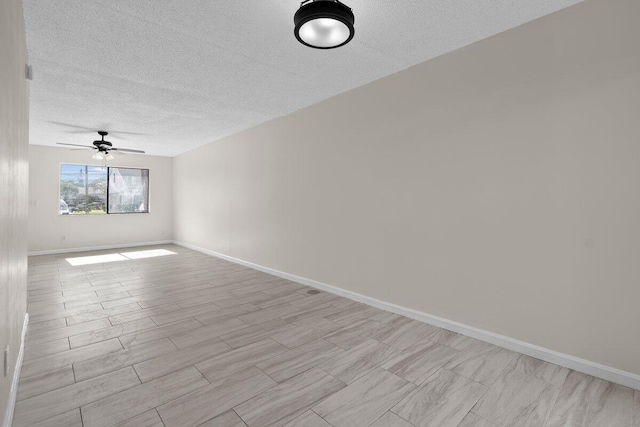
<box><xmin>252</xmin><ymin>363</ymin><xmax>281</xmax><ymax>384</ymax></box>
<box><xmin>441</xmin><ymin>367</ymin><xmax>491</xmax><ymax>388</ymax></box>
<box><xmin>389</xmin><ymin>409</ymin><xmax>419</xmax><ymax>427</ymax></box>
<box><xmin>131</xmin><ymin>363</ymin><xmax>145</xmax><ymax>386</ymax></box>
<box><xmin>147</xmin><ymin>371</ymin><xmax>213</xmax><ymax>424</ymax></box>
<box><xmin>468</xmin><ymin>410</ymin><xmax>498</xmax><ymax>426</ymax></box>
<box><xmin>460</xmin><ymin>357</ymin><xmax>513</xmax><ymax>414</ymax></box>
<box><xmin>154</xmin><ymin>407</ymin><xmax>167</xmax><ymax>427</ymax></box>
<box><xmin>231</xmin><ymin>408</ymin><xmax>249</xmax><ymax>426</ymax></box>
<box><xmin>191</xmin><ymin>364</ymin><xmax>211</xmax><ymax>384</ymax></box>
<box><xmin>231</xmin><ymin>408</ymin><xmax>250</xmax><ymax>426</ymax></box>
<box><xmin>311</xmin><ymin>408</ymin><xmax>338</xmax><ymax>427</ymax></box>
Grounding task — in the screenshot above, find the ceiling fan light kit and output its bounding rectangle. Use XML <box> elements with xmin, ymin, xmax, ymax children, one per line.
<box><xmin>294</xmin><ymin>0</ymin><xmax>355</xmax><ymax>49</ymax></box>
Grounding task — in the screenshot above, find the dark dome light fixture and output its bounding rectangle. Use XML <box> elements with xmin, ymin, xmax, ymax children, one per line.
<box><xmin>294</xmin><ymin>0</ymin><xmax>355</xmax><ymax>49</ymax></box>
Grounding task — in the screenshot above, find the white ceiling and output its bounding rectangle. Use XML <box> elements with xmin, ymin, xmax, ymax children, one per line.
<box><xmin>24</xmin><ymin>0</ymin><xmax>583</xmax><ymax>157</ymax></box>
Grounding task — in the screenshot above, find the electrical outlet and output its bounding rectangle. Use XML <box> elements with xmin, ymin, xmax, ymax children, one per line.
<box><xmin>4</xmin><ymin>346</ymin><xmax>9</xmax><ymax>377</ymax></box>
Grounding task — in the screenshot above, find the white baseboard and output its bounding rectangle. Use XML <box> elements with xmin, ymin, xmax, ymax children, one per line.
<box><xmin>2</xmin><ymin>313</ymin><xmax>28</xmax><ymax>427</ymax></box>
<box><xmin>173</xmin><ymin>240</ymin><xmax>640</xmax><ymax>391</ymax></box>
<box><xmin>28</xmin><ymin>240</ymin><xmax>173</xmax><ymax>256</ymax></box>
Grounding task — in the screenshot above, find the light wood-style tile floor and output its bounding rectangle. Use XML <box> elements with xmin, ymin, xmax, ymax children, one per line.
<box><xmin>15</xmin><ymin>244</ymin><xmax>639</xmax><ymax>427</ymax></box>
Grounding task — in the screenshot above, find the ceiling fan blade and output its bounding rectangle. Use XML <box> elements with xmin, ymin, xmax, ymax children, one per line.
<box><xmin>48</xmin><ymin>121</ymin><xmax>96</xmax><ymax>132</ymax></box>
<box><xmin>70</xmin><ymin>148</ymin><xmax>92</xmax><ymax>151</ymax></box>
<box><xmin>110</xmin><ymin>148</ymin><xmax>145</xmax><ymax>153</ymax></box>
<box><xmin>112</xmin><ymin>150</ymin><xmax>126</xmax><ymax>156</ymax></box>
<box><xmin>48</xmin><ymin>121</ymin><xmax>148</xmax><ymax>137</ymax></box>
<box><xmin>107</xmin><ymin>130</ymin><xmax>148</xmax><ymax>138</ymax></box>
<box><xmin>56</xmin><ymin>142</ymin><xmax>95</xmax><ymax>148</ymax></box>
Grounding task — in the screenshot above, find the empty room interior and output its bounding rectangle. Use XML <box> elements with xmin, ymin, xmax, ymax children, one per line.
<box><xmin>2</xmin><ymin>0</ymin><xmax>640</xmax><ymax>426</ymax></box>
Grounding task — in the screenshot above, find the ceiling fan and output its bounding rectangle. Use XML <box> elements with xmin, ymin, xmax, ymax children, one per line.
<box><xmin>57</xmin><ymin>131</ymin><xmax>145</xmax><ymax>161</ymax></box>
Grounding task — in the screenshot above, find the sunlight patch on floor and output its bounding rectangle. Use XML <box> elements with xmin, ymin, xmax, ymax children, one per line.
<box><xmin>120</xmin><ymin>249</ymin><xmax>177</xmax><ymax>259</ymax></box>
<box><xmin>66</xmin><ymin>253</ymin><xmax>129</xmax><ymax>266</ymax></box>
<box><xmin>66</xmin><ymin>249</ymin><xmax>176</xmax><ymax>265</ymax></box>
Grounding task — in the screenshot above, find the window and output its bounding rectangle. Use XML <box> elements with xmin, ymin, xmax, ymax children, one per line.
<box><xmin>108</xmin><ymin>167</ymin><xmax>149</xmax><ymax>213</ymax></box>
<box><xmin>59</xmin><ymin>164</ymin><xmax>149</xmax><ymax>215</ymax></box>
<box><xmin>60</xmin><ymin>164</ymin><xmax>107</xmax><ymax>215</ymax></box>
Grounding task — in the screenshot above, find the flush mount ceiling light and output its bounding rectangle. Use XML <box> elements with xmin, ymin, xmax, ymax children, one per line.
<box><xmin>294</xmin><ymin>0</ymin><xmax>355</xmax><ymax>49</ymax></box>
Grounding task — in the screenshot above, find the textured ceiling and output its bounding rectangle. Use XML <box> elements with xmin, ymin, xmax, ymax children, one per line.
<box><xmin>24</xmin><ymin>0</ymin><xmax>583</xmax><ymax>157</ymax></box>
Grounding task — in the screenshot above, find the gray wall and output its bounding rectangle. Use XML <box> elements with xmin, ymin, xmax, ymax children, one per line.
<box><xmin>0</xmin><ymin>0</ymin><xmax>29</xmax><ymax>422</ymax></box>
<box><xmin>174</xmin><ymin>0</ymin><xmax>640</xmax><ymax>375</ymax></box>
